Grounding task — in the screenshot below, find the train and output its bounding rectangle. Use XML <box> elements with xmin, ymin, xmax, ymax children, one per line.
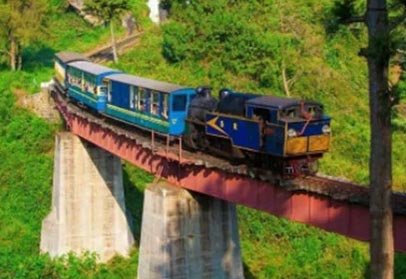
<box><xmin>54</xmin><ymin>51</ymin><xmax>332</xmax><ymax>177</ymax></box>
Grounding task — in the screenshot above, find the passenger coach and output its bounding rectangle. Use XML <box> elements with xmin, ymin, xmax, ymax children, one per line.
<box><xmin>54</xmin><ymin>51</ymin><xmax>89</xmax><ymax>91</ymax></box>
<box><xmin>66</xmin><ymin>61</ymin><xmax>120</xmax><ymax>112</ymax></box>
<box><xmin>103</xmin><ymin>74</ymin><xmax>196</xmax><ymax>135</ymax></box>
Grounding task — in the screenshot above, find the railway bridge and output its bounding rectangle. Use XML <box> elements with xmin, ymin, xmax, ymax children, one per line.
<box><xmin>40</xmin><ymin>87</ymin><xmax>406</xmax><ymax>278</ymax></box>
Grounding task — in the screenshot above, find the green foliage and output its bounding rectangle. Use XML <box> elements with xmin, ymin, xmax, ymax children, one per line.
<box><xmin>0</xmin><ymin>1</ymin><xmax>140</xmax><ymax>277</ymax></box>
<box><xmin>162</xmin><ymin>1</ymin><xmax>288</xmax><ymax>88</ymax></box>
<box><xmin>0</xmin><ymin>0</ymin><xmax>48</xmax><ymax>70</ymax></box>
<box><xmin>0</xmin><ymin>77</ymin><xmax>55</xmax><ymax>278</ymax></box>
<box><xmin>162</xmin><ymin>22</ymin><xmax>193</xmax><ymax>63</ymax></box>
<box><xmin>84</xmin><ymin>0</ymin><xmax>129</xmax><ymax>22</ymax></box>
<box><xmin>84</xmin><ymin>0</ymin><xmax>130</xmax><ymax>62</ymax></box>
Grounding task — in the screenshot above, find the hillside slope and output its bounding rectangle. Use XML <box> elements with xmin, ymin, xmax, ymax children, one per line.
<box><xmin>0</xmin><ymin>0</ymin><xmax>405</xmax><ymax>278</ymax></box>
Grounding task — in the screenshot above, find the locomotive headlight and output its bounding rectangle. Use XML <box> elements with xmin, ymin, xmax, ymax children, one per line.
<box><xmin>287</xmin><ymin>129</ymin><xmax>297</xmax><ymax>138</ymax></box>
<box><xmin>322</xmin><ymin>124</ymin><xmax>331</xmax><ymax>134</ymax></box>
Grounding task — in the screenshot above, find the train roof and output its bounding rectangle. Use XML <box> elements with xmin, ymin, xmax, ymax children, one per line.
<box><xmin>68</xmin><ymin>61</ymin><xmax>119</xmax><ymax>76</ymax></box>
<box><xmin>55</xmin><ymin>51</ymin><xmax>89</xmax><ymax>64</ymax></box>
<box><xmin>246</xmin><ymin>96</ymin><xmax>321</xmax><ymax>109</ymax></box>
<box><xmin>106</xmin><ymin>74</ymin><xmax>186</xmax><ymax>93</ymax></box>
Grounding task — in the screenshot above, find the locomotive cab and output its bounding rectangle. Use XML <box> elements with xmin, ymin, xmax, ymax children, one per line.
<box><xmin>245</xmin><ymin>97</ymin><xmax>331</xmax><ymax>157</ymax></box>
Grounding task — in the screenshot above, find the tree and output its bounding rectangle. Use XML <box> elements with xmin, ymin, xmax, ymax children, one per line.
<box><xmin>0</xmin><ymin>0</ymin><xmax>48</xmax><ymax>71</ymax></box>
<box><xmin>84</xmin><ymin>0</ymin><xmax>129</xmax><ymax>63</ymax></box>
<box><xmin>333</xmin><ymin>0</ymin><xmax>405</xmax><ymax>278</ymax></box>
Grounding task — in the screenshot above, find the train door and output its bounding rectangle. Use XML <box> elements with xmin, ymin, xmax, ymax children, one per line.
<box><xmin>246</xmin><ymin>105</ymin><xmax>283</xmax><ymax>155</ymax></box>
<box><xmin>169</xmin><ymin>93</ymin><xmax>188</xmax><ymax>135</ymax></box>
<box><xmin>246</xmin><ymin>106</ymin><xmax>270</xmax><ymax>148</ymax></box>
<box><xmin>101</xmin><ymin>79</ymin><xmax>110</xmax><ymax>101</ymax></box>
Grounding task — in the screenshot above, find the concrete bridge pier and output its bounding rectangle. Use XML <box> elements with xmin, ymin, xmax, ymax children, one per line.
<box><xmin>40</xmin><ymin>132</ymin><xmax>134</xmax><ymax>262</ymax></box>
<box><xmin>138</xmin><ymin>182</ymin><xmax>244</xmax><ymax>279</ymax></box>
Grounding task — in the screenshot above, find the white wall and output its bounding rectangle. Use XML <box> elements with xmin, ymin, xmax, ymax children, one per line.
<box><xmin>147</xmin><ymin>0</ymin><xmax>160</xmax><ymax>24</ymax></box>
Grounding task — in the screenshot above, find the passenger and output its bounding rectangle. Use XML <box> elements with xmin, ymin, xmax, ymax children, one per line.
<box><xmin>152</xmin><ymin>104</ymin><xmax>158</xmax><ymax>114</ymax></box>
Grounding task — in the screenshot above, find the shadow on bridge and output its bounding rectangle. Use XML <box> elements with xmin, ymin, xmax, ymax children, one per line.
<box><xmin>122</xmin><ymin>167</ymin><xmax>146</xmax><ymax>245</ymax></box>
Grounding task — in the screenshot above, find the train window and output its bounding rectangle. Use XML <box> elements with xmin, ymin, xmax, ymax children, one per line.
<box><xmin>68</xmin><ymin>68</ymin><xmax>83</xmax><ymax>88</ymax></box>
<box><xmin>269</xmin><ymin>110</ymin><xmax>278</xmax><ymax>122</ymax></box>
<box><xmin>80</xmin><ymin>72</ymin><xmax>85</xmax><ymax>91</ymax></box>
<box><xmin>150</xmin><ymin>91</ymin><xmax>159</xmax><ymax>115</ymax></box>
<box><xmin>252</xmin><ymin>108</ymin><xmax>271</xmax><ymax>122</ymax></box>
<box><xmin>139</xmin><ymin>88</ymin><xmax>149</xmax><ymax>112</ymax></box>
<box><xmin>307</xmin><ymin>106</ymin><xmax>316</xmax><ymax>117</ymax></box>
<box><xmin>281</xmin><ymin>107</ymin><xmax>298</xmax><ymax>119</ymax></box>
<box><xmin>134</xmin><ymin>88</ymin><xmax>140</xmax><ymax>110</ymax></box>
<box><xmin>306</xmin><ymin>105</ymin><xmax>322</xmax><ymax>118</ymax></box>
<box><xmin>172</xmin><ymin>95</ymin><xmax>187</xmax><ymax>112</ymax></box>
<box><xmin>99</xmin><ymin>86</ymin><xmax>107</xmax><ymax>97</ymax></box>
<box><xmin>83</xmin><ymin>72</ymin><xmax>96</xmax><ymax>94</ymax></box>
<box><xmin>138</xmin><ymin>88</ymin><xmax>143</xmax><ymax>110</ymax></box>
<box><xmin>107</xmin><ymin>81</ymin><xmax>112</xmax><ymax>102</ymax></box>
<box><xmin>129</xmin><ymin>86</ymin><xmax>136</xmax><ymax>109</ymax></box>
<box><xmin>162</xmin><ymin>94</ymin><xmax>168</xmax><ymax>119</ymax></box>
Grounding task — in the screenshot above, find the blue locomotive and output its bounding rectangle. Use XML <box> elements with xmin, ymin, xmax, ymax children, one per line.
<box><xmin>185</xmin><ymin>88</ymin><xmax>331</xmax><ymax>175</ymax></box>
<box><xmin>54</xmin><ymin>52</ymin><xmax>331</xmax><ymax>176</ymax></box>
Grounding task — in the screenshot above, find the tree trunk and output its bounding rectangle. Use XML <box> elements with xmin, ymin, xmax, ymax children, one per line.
<box><xmin>281</xmin><ymin>61</ymin><xmax>291</xmax><ymax>97</ymax></box>
<box><xmin>17</xmin><ymin>43</ymin><xmax>22</xmax><ymax>71</ymax></box>
<box><xmin>110</xmin><ymin>21</ymin><xmax>118</xmax><ymax>63</ymax></box>
<box><xmin>367</xmin><ymin>0</ymin><xmax>393</xmax><ymax>278</ymax></box>
<box><xmin>9</xmin><ymin>36</ymin><xmax>17</xmax><ymax>71</ymax></box>
<box><xmin>278</xmin><ymin>0</ymin><xmax>290</xmax><ymax>97</ymax></box>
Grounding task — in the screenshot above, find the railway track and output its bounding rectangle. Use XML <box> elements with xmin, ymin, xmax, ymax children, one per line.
<box><xmin>85</xmin><ymin>32</ymin><xmax>142</xmax><ymax>63</ymax></box>
<box><xmin>52</xmin><ymin>87</ymin><xmax>406</xmax><ymax>215</ymax></box>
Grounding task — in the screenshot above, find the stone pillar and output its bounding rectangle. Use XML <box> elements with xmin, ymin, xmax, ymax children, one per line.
<box><xmin>40</xmin><ymin>132</ymin><xmax>134</xmax><ymax>262</ymax></box>
<box><xmin>138</xmin><ymin>182</ymin><xmax>244</xmax><ymax>279</ymax></box>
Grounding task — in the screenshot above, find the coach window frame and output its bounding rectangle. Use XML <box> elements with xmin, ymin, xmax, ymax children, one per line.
<box><xmin>130</xmin><ymin>85</ymin><xmax>139</xmax><ymax>109</ymax></box>
<box><xmin>161</xmin><ymin>93</ymin><xmax>169</xmax><ymax>119</ymax></box>
<box><xmin>150</xmin><ymin>90</ymin><xmax>160</xmax><ymax>115</ymax></box>
<box><xmin>107</xmin><ymin>80</ymin><xmax>112</xmax><ymax>102</ymax></box>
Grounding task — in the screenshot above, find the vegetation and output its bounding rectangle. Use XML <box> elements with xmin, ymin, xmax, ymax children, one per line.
<box><xmin>0</xmin><ymin>2</ymin><xmax>131</xmax><ymax>277</ymax></box>
<box><xmin>84</xmin><ymin>0</ymin><xmax>130</xmax><ymax>63</ymax></box>
<box><xmin>0</xmin><ymin>0</ymin><xmax>48</xmax><ymax>70</ymax></box>
<box><xmin>331</xmin><ymin>0</ymin><xmax>406</xmax><ymax>277</ymax></box>
<box><xmin>0</xmin><ymin>0</ymin><xmax>405</xmax><ymax>278</ymax></box>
